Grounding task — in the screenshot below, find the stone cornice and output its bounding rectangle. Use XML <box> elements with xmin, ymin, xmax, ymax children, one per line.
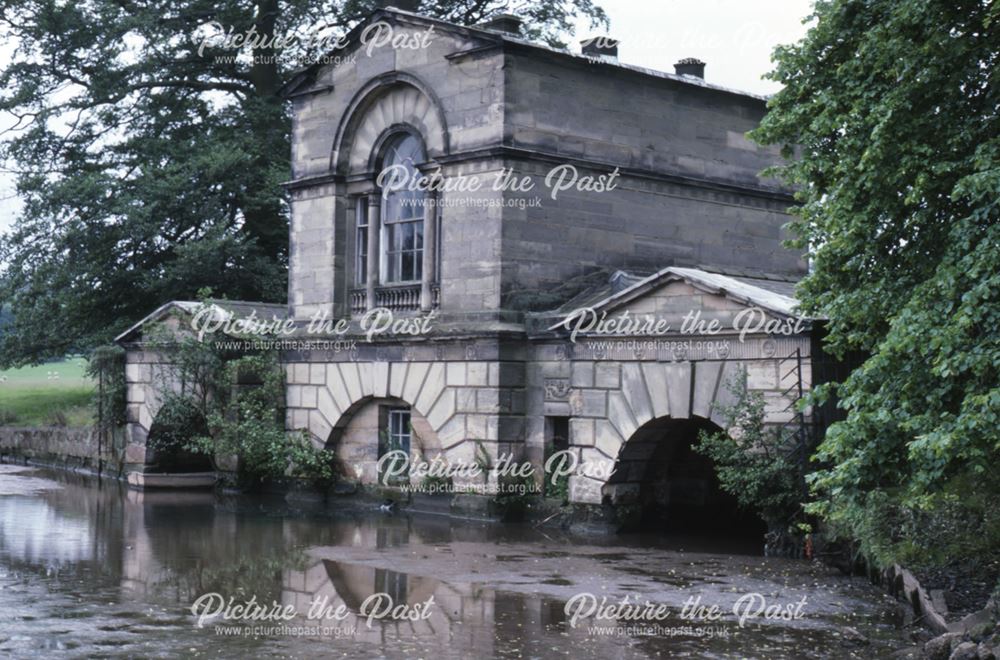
<box><xmin>284</xmin><ymin>145</ymin><xmax>795</xmax><ymax>202</ymax></box>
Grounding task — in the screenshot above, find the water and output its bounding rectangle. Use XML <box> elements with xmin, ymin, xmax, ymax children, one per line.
<box><xmin>0</xmin><ymin>464</ymin><xmax>905</xmax><ymax>659</ymax></box>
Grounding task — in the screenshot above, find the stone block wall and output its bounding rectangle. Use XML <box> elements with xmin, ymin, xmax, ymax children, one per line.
<box><xmin>0</xmin><ymin>426</ymin><xmax>119</xmax><ymax>474</ymax></box>
<box><xmin>286</xmin><ymin>11</ymin><xmax>802</xmax><ymax>322</ymax></box>
<box><xmin>283</xmin><ymin>350</ymin><xmax>529</xmax><ymax>485</ymax></box>
<box><xmin>524</xmin><ymin>340</ymin><xmax>812</xmax><ymax>505</ymax></box>
<box><xmin>123</xmin><ymin>348</ymin><xmax>188</xmax><ymax>470</ymax></box>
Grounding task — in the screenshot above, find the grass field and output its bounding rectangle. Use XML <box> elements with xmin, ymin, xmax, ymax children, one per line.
<box><xmin>0</xmin><ymin>357</ymin><xmax>95</xmax><ymax>427</ymax></box>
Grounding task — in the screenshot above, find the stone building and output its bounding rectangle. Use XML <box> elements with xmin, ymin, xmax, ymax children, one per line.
<box><xmin>119</xmin><ymin>7</ymin><xmax>822</xmax><ymax>524</ymax></box>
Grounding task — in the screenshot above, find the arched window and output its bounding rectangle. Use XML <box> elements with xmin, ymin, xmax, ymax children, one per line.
<box><xmin>380</xmin><ymin>133</ymin><xmax>425</xmax><ymax>283</ymax></box>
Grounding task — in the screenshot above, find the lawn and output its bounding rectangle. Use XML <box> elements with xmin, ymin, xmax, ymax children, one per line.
<box><xmin>0</xmin><ymin>357</ymin><xmax>95</xmax><ymax>427</ymax></box>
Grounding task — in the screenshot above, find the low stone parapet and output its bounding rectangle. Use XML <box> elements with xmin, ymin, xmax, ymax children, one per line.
<box><xmin>0</xmin><ymin>426</ymin><xmax>122</xmax><ymax>476</ymax></box>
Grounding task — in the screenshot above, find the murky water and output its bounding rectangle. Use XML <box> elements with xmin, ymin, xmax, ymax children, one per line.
<box><xmin>0</xmin><ymin>464</ymin><xmax>905</xmax><ymax>658</ymax></box>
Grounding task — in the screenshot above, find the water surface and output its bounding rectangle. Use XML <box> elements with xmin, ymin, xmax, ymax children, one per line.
<box><xmin>0</xmin><ymin>465</ymin><xmax>904</xmax><ymax>658</ymax></box>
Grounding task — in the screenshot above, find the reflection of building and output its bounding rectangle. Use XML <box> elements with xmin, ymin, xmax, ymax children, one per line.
<box><xmin>119</xmin><ymin>7</ymin><xmax>829</xmax><ymax>519</ymax></box>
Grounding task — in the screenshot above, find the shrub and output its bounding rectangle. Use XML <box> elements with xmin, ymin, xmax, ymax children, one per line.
<box><xmin>182</xmin><ymin>350</ymin><xmax>335</xmax><ymax>487</ymax></box>
<box><xmin>695</xmin><ymin>367</ymin><xmax>805</xmax><ymax>535</ymax></box>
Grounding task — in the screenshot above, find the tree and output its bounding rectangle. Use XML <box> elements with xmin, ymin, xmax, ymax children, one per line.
<box><xmin>752</xmin><ymin>0</ymin><xmax>1000</xmax><ymax>566</ymax></box>
<box><xmin>695</xmin><ymin>368</ymin><xmax>804</xmax><ymax>537</ymax></box>
<box><xmin>0</xmin><ymin>0</ymin><xmax>607</xmax><ymax>366</ymax></box>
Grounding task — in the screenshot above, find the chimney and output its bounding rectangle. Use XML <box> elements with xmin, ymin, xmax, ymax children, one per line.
<box><xmin>479</xmin><ymin>13</ymin><xmax>523</xmax><ymax>36</ymax></box>
<box><xmin>674</xmin><ymin>58</ymin><xmax>706</xmax><ymax>79</ymax></box>
<box><xmin>581</xmin><ymin>36</ymin><xmax>619</xmax><ymax>62</ymax></box>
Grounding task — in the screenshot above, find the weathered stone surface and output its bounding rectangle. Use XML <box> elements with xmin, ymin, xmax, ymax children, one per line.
<box><xmin>641</xmin><ymin>363</ymin><xmax>670</xmax><ymax>418</ymax></box>
<box><xmin>372</xmin><ymin>362</ymin><xmax>390</xmax><ymax>398</ymax></box>
<box><xmin>925</xmin><ymin>631</ymin><xmax>962</xmax><ymax>659</ymax></box>
<box><xmin>621</xmin><ymin>363</ymin><xmax>653</xmax><ymax>425</ymax></box>
<box><xmin>308</xmin><ymin>409</ymin><xmax>332</xmax><ymax>445</ymax></box>
<box><xmin>692</xmin><ymin>361</ymin><xmax>723</xmax><ymax>419</ymax></box>
<box><xmin>569</xmin><ymin>473</ymin><xmax>603</xmax><ymax>504</ymax></box>
<box><xmin>446</xmin><ymin>362</ymin><xmax>466</xmax><ymax>387</ymax></box>
<box><xmin>607</xmin><ymin>391</ymin><xmax>638</xmax><ymax>443</ymax></box>
<box><xmin>316</xmin><ymin>386</ymin><xmax>341</xmax><ymax>428</ymax></box>
<box><xmin>300</xmin><ymin>385</ymin><xmax>318</xmax><ymax>409</ymax></box>
<box><xmin>664</xmin><ymin>362</ymin><xmax>692</xmax><ymax>418</ymax></box>
<box><xmin>571</xmin><ymin>361</ymin><xmax>594</xmax><ymax>388</ymax></box>
<box><xmin>951</xmin><ymin>642</ymin><xmax>981</xmax><ymax>660</ymax></box>
<box><xmin>327</xmin><ymin>371</ymin><xmax>353</xmax><ymax>416</ymax></box>
<box><xmin>402</xmin><ymin>362</ymin><xmax>430</xmax><ymax>404</ymax></box>
<box><xmin>455</xmin><ymin>388</ymin><xmax>476</xmax><ymax>413</ymax></box>
<box><xmin>389</xmin><ymin>362</ymin><xmax>408</xmax><ymax>398</ymax></box>
<box><xmin>594</xmin><ymin>420</ymin><xmax>623</xmax><ymax>459</ymax></box>
<box><xmin>570</xmin><ymin>418</ymin><xmax>594</xmax><ymax>447</ymax></box>
<box><xmin>338</xmin><ymin>362</ymin><xmax>363</xmax><ymax>403</ymax></box>
<box><xmin>415</xmin><ymin>363</ymin><xmax>446</xmax><ymax>414</ymax></box>
<box><xmin>426</xmin><ymin>388</ymin><xmax>456</xmax><ymax>430</ymax></box>
<box><xmin>594</xmin><ymin>363</ymin><xmax>620</xmax><ymax>389</ymax></box>
<box><xmin>466</xmin><ymin>362</ymin><xmax>488</xmax><ymax>387</ymax></box>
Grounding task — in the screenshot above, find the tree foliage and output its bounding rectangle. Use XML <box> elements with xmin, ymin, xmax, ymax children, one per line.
<box><xmin>695</xmin><ymin>368</ymin><xmax>803</xmax><ymax>532</ymax></box>
<box><xmin>187</xmin><ymin>350</ymin><xmax>336</xmax><ymax>487</ymax></box>
<box><xmin>0</xmin><ymin>0</ymin><xmax>607</xmax><ymax>366</ymax></box>
<box><xmin>752</xmin><ymin>0</ymin><xmax>1000</xmax><ymax>566</ymax></box>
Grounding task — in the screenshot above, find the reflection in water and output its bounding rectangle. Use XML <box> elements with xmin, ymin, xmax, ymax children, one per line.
<box><xmin>0</xmin><ymin>465</ymin><xmax>905</xmax><ymax>659</ymax></box>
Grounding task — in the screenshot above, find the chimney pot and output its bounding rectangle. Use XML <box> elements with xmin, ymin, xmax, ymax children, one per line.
<box><xmin>674</xmin><ymin>58</ymin><xmax>706</xmax><ymax>79</ymax></box>
<box><xmin>480</xmin><ymin>13</ymin><xmax>523</xmax><ymax>36</ymax></box>
<box><xmin>581</xmin><ymin>36</ymin><xmax>619</xmax><ymax>62</ymax></box>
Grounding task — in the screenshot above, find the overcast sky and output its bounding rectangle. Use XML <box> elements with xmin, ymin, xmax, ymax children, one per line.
<box><xmin>573</xmin><ymin>0</ymin><xmax>814</xmax><ymax>95</ymax></box>
<box><xmin>0</xmin><ymin>1</ymin><xmax>814</xmax><ymax>234</ymax></box>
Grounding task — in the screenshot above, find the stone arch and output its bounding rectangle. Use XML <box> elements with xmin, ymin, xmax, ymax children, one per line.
<box><xmin>331</xmin><ymin>73</ymin><xmax>449</xmax><ymax>176</ymax></box>
<box><xmin>569</xmin><ymin>360</ymin><xmax>742</xmax><ymax>496</ymax></box>
<box><xmin>598</xmin><ymin>413</ymin><xmax>763</xmax><ymax>538</ymax></box>
<box><xmin>297</xmin><ymin>361</ymin><xmax>463</xmax><ymax>458</ymax></box>
<box><xmin>144</xmin><ymin>397</ymin><xmax>213</xmax><ymax>474</ymax></box>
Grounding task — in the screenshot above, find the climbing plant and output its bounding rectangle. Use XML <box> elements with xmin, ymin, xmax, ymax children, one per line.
<box><xmin>86</xmin><ymin>345</ymin><xmax>127</xmax><ymax>431</ymax></box>
<box><xmin>695</xmin><ymin>368</ymin><xmax>806</xmax><ymax>535</ymax></box>
<box><xmin>147</xmin><ymin>304</ymin><xmax>334</xmax><ymax>488</ymax></box>
<box><xmin>185</xmin><ymin>347</ymin><xmax>335</xmax><ymax>488</ymax></box>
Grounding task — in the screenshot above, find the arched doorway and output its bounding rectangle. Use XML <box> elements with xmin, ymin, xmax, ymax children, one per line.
<box><xmin>145</xmin><ymin>398</ymin><xmax>213</xmax><ymax>473</ymax></box>
<box><xmin>324</xmin><ymin>396</ymin><xmax>441</xmax><ymax>485</ymax></box>
<box><xmin>605</xmin><ymin>416</ymin><xmax>764</xmax><ymax>543</ymax></box>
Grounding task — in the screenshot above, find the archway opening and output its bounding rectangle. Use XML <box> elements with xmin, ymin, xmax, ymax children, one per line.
<box><xmin>324</xmin><ymin>396</ymin><xmax>440</xmax><ymax>486</ymax></box>
<box><xmin>606</xmin><ymin>416</ymin><xmax>764</xmax><ymax>548</ymax></box>
<box><xmin>145</xmin><ymin>398</ymin><xmax>213</xmax><ymax>474</ymax></box>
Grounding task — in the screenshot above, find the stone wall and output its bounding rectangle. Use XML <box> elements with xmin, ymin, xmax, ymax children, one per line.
<box><xmin>499</xmin><ymin>50</ymin><xmax>801</xmax><ymax>292</ymax></box>
<box><xmin>285</xmin><ymin>11</ymin><xmax>802</xmax><ymax>323</ymax></box>
<box><xmin>0</xmin><ymin>426</ymin><xmax>122</xmax><ymax>475</ymax></box>
<box><xmin>284</xmin><ymin>352</ymin><xmax>529</xmax><ymax>482</ymax></box>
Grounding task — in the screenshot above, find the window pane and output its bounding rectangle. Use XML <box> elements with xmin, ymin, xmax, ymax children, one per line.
<box><xmin>380</xmin><ymin>133</ymin><xmax>426</xmax><ymax>283</ymax></box>
<box><xmin>401</xmin><ymin>223</ymin><xmax>414</xmax><ymax>251</ymax></box>
<box><xmin>402</xmin><ymin>252</ymin><xmax>414</xmax><ymax>281</ymax></box>
<box><xmin>356</xmin><ymin>198</ymin><xmax>368</xmax><ymax>285</ymax></box>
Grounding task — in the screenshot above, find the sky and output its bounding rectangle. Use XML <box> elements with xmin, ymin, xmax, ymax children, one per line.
<box><xmin>573</xmin><ymin>0</ymin><xmax>814</xmax><ymax>95</ymax></box>
<box><xmin>0</xmin><ymin>0</ymin><xmax>815</xmax><ymax>234</ymax></box>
